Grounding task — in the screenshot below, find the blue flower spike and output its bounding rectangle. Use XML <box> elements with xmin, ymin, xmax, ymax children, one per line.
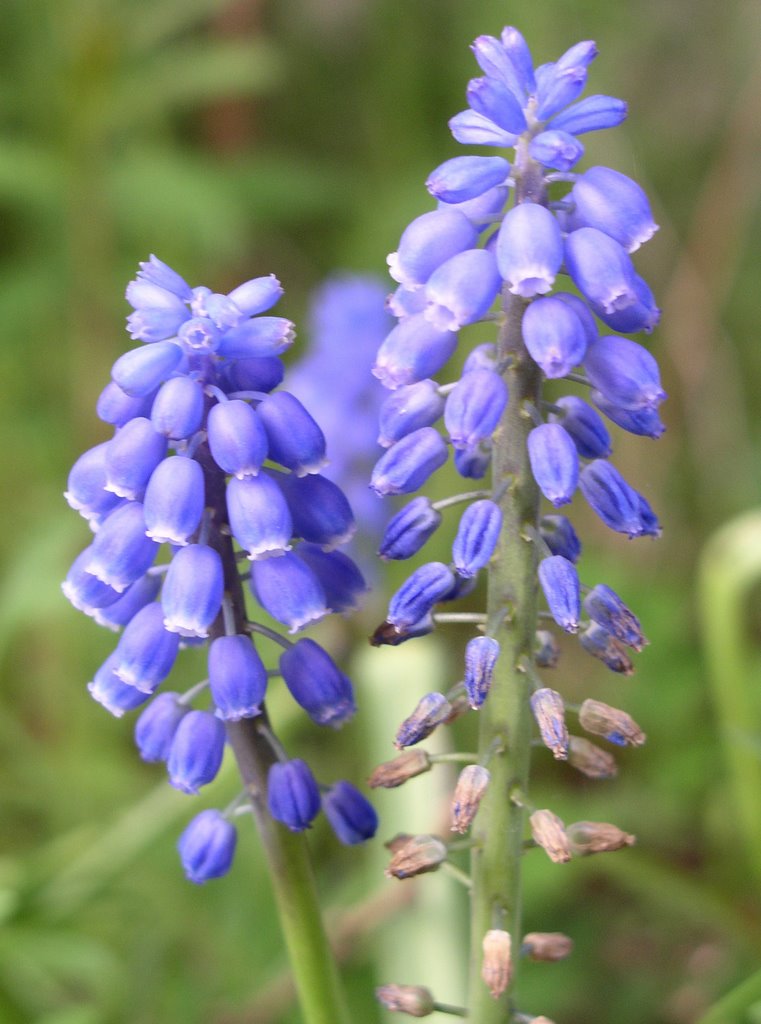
<box><xmin>64</xmin><ymin>257</ymin><xmax>371</xmax><ymax>882</ymax></box>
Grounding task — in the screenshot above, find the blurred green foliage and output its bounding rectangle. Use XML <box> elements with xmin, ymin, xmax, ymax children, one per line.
<box><xmin>2</xmin><ymin>0</ymin><xmax>761</xmax><ymax>1021</ymax></box>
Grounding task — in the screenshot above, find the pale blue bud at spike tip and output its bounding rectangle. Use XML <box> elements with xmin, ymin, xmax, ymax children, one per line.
<box><xmin>227</xmin><ymin>274</ymin><xmax>283</xmax><ymax>317</ymax></box>
<box><xmin>584</xmin><ymin>584</ymin><xmax>647</xmax><ymax>651</ymax></box>
<box><xmin>426</xmin><ymin>155</ymin><xmax>511</xmax><ymax>205</ymax></box>
<box><xmin>452</xmin><ymin>500</ymin><xmax>502</xmax><ymax>578</ymax></box>
<box><xmin>167</xmin><ymin>710</ymin><xmax>226</xmax><ymax>795</ymax></box>
<box><xmin>113</xmin><ymin>602</ymin><xmax>180</xmax><ymax>693</ymax></box>
<box><xmin>529</xmin><ymin>130</ymin><xmax>584</xmax><ymax>172</ymax></box>
<box><xmin>522</xmin><ymin>296</ymin><xmax>589</xmax><ymax>379</ymax></box>
<box><xmin>449</xmin><ymin>109</ymin><xmax>518</xmax><ymax>148</ymax></box>
<box><xmin>177</xmin><ymin>316</ymin><xmax>221</xmax><ymax>353</ymax></box>
<box><xmin>584</xmin><ymin>336</ymin><xmax>666</xmax><ymax>412</ymax></box>
<box><xmin>373</xmin><ymin>314</ymin><xmax>458</xmax><ymax>390</ymax></box>
<box><xmin>88</xmin><ymin>652</ymin><xmax>152</xmax><ymax>717</ymax></box>
<box><xmin>592</xmin><ymin>390</ymin><xmax>665</xmax><ymax>439</ymax></box>
<box><xmin>378</xmin><ymin>380</ymin><xmax>445</xmax><ymax>448</ymax></box>
<box><xmin>540</xmin><ymin>514</ymin><xmax>582</xmax><ymax>563</ymax></box>
<box><xmin>135</xmin><ymin>692</ymin><xmax>189</xmax><ymax>762</ymax></box>
<box><xmin>370</xmin><ymin>427</ymin><xmax>448</xmax><ymax>497</ymax></box>
<box><xmin>279</xmin><ymin>638</ymin><xmax>356</xmax><ymax>728</ymax></box>
<box><xmin>528</xmin><ymin>423</ymin><xmax>579</xmax><ymax>507</ymax></box>
<box><xmin>257</xmin><ymin>391</ymin><xmax>327</xmax><ymax>477</ymax></box>
<box><xmin>445</xmin><ymin>369</ymin><xmax>507</xmax><ymax>449</ymax></box>
<box><xmin>97</xmin><ymin>381</ymin><xmax>154</xmax><ymax>427</ymax></box>
<box><xmin>136</xmin><ymin>255</ymin><xmax>192</xmax><ymax>300</ymax></box>
<box><xmin>178</xmin><ymin>809</ymin><xmax>237</xmax><ymax>884</ymax></box>
<box><xmin>387</xmin><ymin>209</ymin><xmax>478</xmax><ymax>289</ymax></box>
<box><xmin>579</xmin><ymin>460</ymin><xmax>661</xmax><ymax>538</ymax></box>
<box><xmin>550</xmin><ymin>396</ymin><xmax>611</xmax><ymax>459</ymax></box>
<box><xmin>379</xmin><ymin>496</ymin><xmax>442</xmax><ymax>560</ymax></box>
<box><xmin>274</xmin><ymin>472</ymin><xmax>355</xmax><ymax>550</ymax></box>
<box><xmin>323</xmin><ymin>781</ymin><xmax>378</xmax><ymax>844</ymax></box>
<box><xmin>216</xmin><ymin>316</ymin><xmax>295</xmax><ymax>361</ymax></box>
<box><xmin>538</xmin><ymin>555</ymin><xmax>581</xmax><ymax>633</ymax></box>
<box><xmin>564</xmin><ymin>227</ymin><xmax>639</xmax><ymax>317</ymax></box>
<box><xmin>467</xmin><ymin>76</ymin><xmax>527</xmax><ymax>134</ymax></box>
<box><xmin>250</xmin><ymin>551</ymin><xmax>328</xmax><ymax>633</ymax></box>
<box><xmin>92</xmin><ymin>572</ymin><xmax>161</xmax><ymax>631</ymax></box>
<box><xmin>296</xmin><ymin>544</ymin><xmax>367</xmax><ymax>614</ymax></box>
<box><xmin>535</xmin><ymin>40</ymin><xmax>597</xmax><ymax>121</ymax></box>
<box><xmin>207</xmin><ymin>399</ymin><xmax>268</xmax><ymax>478</ymax></box>
<box><xmin>126</xmin><ymin>304</ymin><xmax>188</xmax><ymax>344</ymax></box>
<box><xmin>84</xmin><ymin>502</ymin><xmax>159</xmax><ymax>593</ymax></box>
<box><xmin>547</xmin><ymin>94</ymin><xmax>627</xmax><ymax>136</ymax></box>
<box><xmin>471</xmin><ymin>33</ymin><xmax>528</xmax><ymax>102</ymax></box>
<box><xmin>570</xmin><ymin>166</ymin><xmax>658</xmax><ymax>253</ymax></box>
<box><xmin>143</xmin><ymin>456</ymin><xmax>205</xmax><ymax>546</ymax></box>
<box><xmin>111</xmin><ymin>341</ymin><xmax>184</xmax><ymax>398</ymax></box>
<box><xmin>150</xmin><ymin>377</ymin><xmax>205</xmax><ymax>440</ymax></box>
<box><xmin>496</xmin><ymin>203</ymin><xmax>563</xmax><ymax>298</ymax></box>
<box><xmin>226</xmin><ymin>474</ymin><xmax>293</xmax><ymax>560</ymax></box>
<box><xmin>395</xmin><ymin>692</ymin><xmax>452</xmax><ymax>748</ymax></box>
<box><xmin>267</xmin><ymin>759</ymin><xmax>321</xmax><ymax>832</ymax></box>
<box><xmin>499</xmin><ymin>26</ymin><xmax>536</xmax><ymax>93</ymax></box>
<box><xmin>387</xmin><ymin>562</ymin><xmax>456</xmax><ymax>630</ymax></box>
<box><xmin>161</xmin><ymin>544</ymin><xmax>224</xmax><ymax>638</ymax></box>
<box><xmin>208</xmin><ymin>635</ymin><xmax>268</xmax><ymax>722</ymax></box>
<box><xmin>423</xmin><ymin>249</ymin><xmax>501</xmax><ymax>332</ymax></box>
<box><xmin>464</xmin><ymin>635</ymin><xmax>500</xmax><ymax>708</ymax></box>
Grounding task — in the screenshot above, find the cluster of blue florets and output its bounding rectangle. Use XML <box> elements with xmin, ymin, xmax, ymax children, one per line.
<box><xmin>370</xmin><ymin>28</ymin><xmax>663</xmax><ymax>726</ymax></box>
<box><xmin>63</xmin><ymin>257</ymin><xmax>377</xmax><ymax>883</ymax></box>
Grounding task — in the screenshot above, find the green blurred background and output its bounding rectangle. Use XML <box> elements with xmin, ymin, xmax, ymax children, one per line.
<box><xmin>2</xmin><ymin>0</ymin><xmax>761</xmax><ymax>1021</ymax></box>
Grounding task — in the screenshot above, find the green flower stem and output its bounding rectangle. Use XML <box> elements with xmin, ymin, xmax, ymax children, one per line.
<box><xmin>207</xmin><ymin>454</ymin><xmax>350</xmax><ymax>1024</ymax></box>
<box><xmin>468</xmin><ymin>159</ymin><xmax>545</xmax><ymax>1022</ymax></box>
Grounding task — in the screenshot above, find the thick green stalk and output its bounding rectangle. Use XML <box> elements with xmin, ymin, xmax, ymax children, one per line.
<box><xmin>468</xmin><ymin>160</ymin><xmax>545</xmax><ymax>1022</ymax></box>
<box><xmin>206</xmin><ymin>453</ymin><xmax>350</xmax><ymax>1024</ymax></box>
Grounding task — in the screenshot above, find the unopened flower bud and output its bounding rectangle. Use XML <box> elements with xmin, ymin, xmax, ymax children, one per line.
<box><xmin>522</xmin><ymin>932</ymin><xmax>574</xmax><ymax>962</ymax></box>
<box><xmin>481</xmin><ymin>929</ymin><xmax>512</xmax><ymax>998</ymax></box>
<box><xmin>386</xmin><ymin>834</ymin><xmax>447</xmax><ymax>879</ymax></box>
<box><xmin>578</xmin><ymin>698</ymin><xmax>646</xmax><ymax>747</ymax></box>
<box><xmin>464</xmin><ymin>635</ymin><xmax>500</xmax><ymax>708</ymax></box>
<box><xmin>450</xmin><ymin>765</ymin><xmax>490</xmax><ymax>833</ymax></box>
<box><xmin>530</xmin><ymin>688</ymin><xmax>569</xmax><ymax>760</ymax></box>
<box><xmin>395</xmin><ymin>692</ymin><xmax>452</xmax><ymax>749</ymax></box>
<box><xmin>368</xmin><ymin>749</ymin><xmax>432</xmax><ymax>788</ymax></box>
<box><xmin>567</xmin><ymin>735</ymin><xmax>618</xmax><ymax>779</ymax></box>
<box><xmin>566</xmin><ymin>820</ymin><xmax>636</xmax><ymax>855</ymax></box>
<box><xmin>375</xmin><ymin>984</ymin><xmax>435</xmax><ymax>1017</ymax></box>
<box><xmin>530</xmin><ymin>809</ymin><xmax>571</xmax><ymax>864</ymax></box>
<box><xmin>583</xmin><ymin>583</ymin><xmax>647</xmax><ymax>651</ymax></box>
<box><xmin>579</xmin><ymin>623</ymin><xmax>634</xmax><ymax>675</ymax></box>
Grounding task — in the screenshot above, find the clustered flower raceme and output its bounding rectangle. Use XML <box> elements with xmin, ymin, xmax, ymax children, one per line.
<box><xmin>63</xmin><ymin>256</ymin><xmax>377</xmax><ymax>883</ymax></box>
<box><xmin>367</xmin><ymin>27</ymin><xmax>659</xmax><ymax>1011</ymax></box>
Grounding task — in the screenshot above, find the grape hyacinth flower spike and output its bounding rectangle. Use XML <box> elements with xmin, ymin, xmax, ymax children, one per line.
<box><xmin>64</xmin><ymin>259</ymin><xmax>379</xmax><ymax>910</ymax></box>
<box><xmin>368</xmin><ymin>26</ymin><xmax>661</xmax><ymax>1022</ymax></box>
